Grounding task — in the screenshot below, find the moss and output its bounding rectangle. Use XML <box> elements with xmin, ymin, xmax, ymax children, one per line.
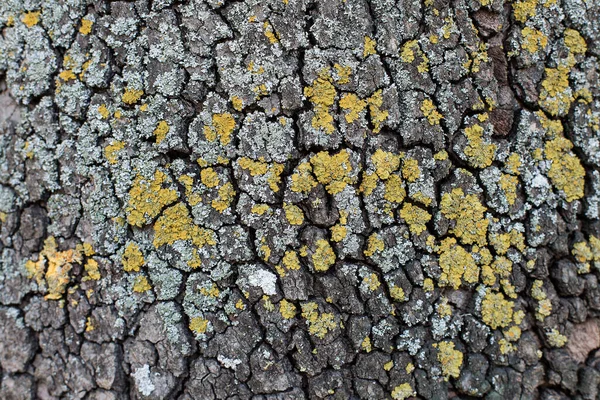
<box><xmin>434</xmin><ymin>341</ymin><xmax>463</xmax><ymax>380</ymax></box>
<box><xmin>79</xmin><ymin>18</ymin><xmax>93</xmax><ymax>35</ymax></box>
<box><xmin>544</xmin><ymin>136</ymin><xmax>585</xmax><ymax>201</ymax></box>
<box><xmin>481</xmin><ymin>291</ymin><xmax>514</xmax><ymax>329</ymax></box>
<box><xmin>312</xmin><ymin>239</ymin><xmax>336</xmax><ymax>272</ymax></box>
<box><xmin>132</xmin><ymin>275</ymin><xmax>152</xmax><ymax>293</ymax></box>
<box><xmin>122</xmin><ymin>88</ymin><xmax>144</xmax><ymax>105</ymax></box>
<box><xmin>440</xmin><ymin>188</ymin><xmax>489</xmax><ymax>246</ymax></box>
<box><xmin>204</xmin><ymin>113</ymin><xmax>236</xmax><ymax>145</ymax></box>
<box><xmin>400</xmin><ymin>203</ymin><xmax>431</xmax><ymax>235</ymax></box>
<box><xmin>304</xmin><ymin>69</ymin><xmax>336</xmax><ymax>134</ymax></box>
<box><xmin>279</xmin><ymin>299</ymin><xmax>297</xmax><ymax>319</ymax></box>
<box><xmin>189</xmin><ymin>316</ymin><xmax>208</xmax><ymax>334</ymax></box>
<box><xmin>301</xmin><ymin>302</ymin><xmax>337</xmax><ymax>339</ymax></box>
<box><xmin>126</xmin><ymin>170</ymin><xmax>178</xmax><ymax>227</ymax></box>
<box><xmin>421</xmin><ymin>99</ymin><xmax>443</xmax><ymax>125</ymax></box>
<box><xmin>122</xmin><ymin>242</ymin><xmax>144</xmax><ymax>272</ymax></box>
<box><xmin>153</xmin><ymin>121</ymin><xmax>170</xmax><ymax>144</ymax></box>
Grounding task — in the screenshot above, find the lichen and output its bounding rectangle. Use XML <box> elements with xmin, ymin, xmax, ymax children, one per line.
<box><xmin>312</xmin><ymin>239</ymin><xmax>336</xmax><ymax>272</ymax></box>
<box><xmin>304</xmin><ymin>69</ymin><xmax>336</xmax><ymax>134</ymax></box>
<box><xmin>122</xmin><ymin>243</ymin><xmax>144</xmax><ymax>272</ymax></box>
<box><xmin>204</xmin><ymin>113</ymin><xmax>236</xmax><ymax>145</ymax></box>
<box><xmin>126</xmin><ymin>171</ymin><xmax>179</xmax><ymax>227</ymax></box>
<box><xmin>481</xmin><ymin>291</ymin><xmax>514</xmax><ymax>329</ymax></box>
<box><xmin>301</xmin><ymin>302</ymin><xmax>337</xmax><ymax>339</ymax></box>
<box><xmin>434</xmin><ymin>341</ymin><xmax>463</xmax><ymax>380</ymax></box>
<box><xmin>544</xmin><ymin>137</ymin><xmax>585</xmax><ymax>202</ymax></box>
<box><xmin>153</xmin><ymin>121</ymin><xmax>170</xmax><ymax>144</ymax></box>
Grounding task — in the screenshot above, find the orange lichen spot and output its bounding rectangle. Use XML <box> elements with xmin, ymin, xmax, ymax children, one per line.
<box><xmin>79</xmin><ymin>18</ymin><xmax>93</xmax><ymax>35</ymax></box>
<box><xmin>330</xmin><ymin>224</ymin><xmax>348</xmax><ymax>242</ymax></box>
<box><xmin>279</xmin><ymin>299</ymin><xmax>297</xmax><ymax>319</ymax></box>
<box><xmin>153</xmin><ymin>121</ymin><xmax>170</xmax><ymax>144</ymax></box>
<box><xmin>104</xmin><ymin>140</ymin><xmax>125</xmax><ymax>165</ymax></box>
<box><xmin>339</xmin><ymin>93</ymin><xmax>367</xmax><ymax>123</ymax></box>
<box><xmin>363</xmin><ymin>36</ymin><xmax>377</xmax><ymax>58</ymax></box>
<box><xmin>312</xmin><ymin>239</ymin><xmax>336</xmax><ymax>272</ymax></box>
<box><xmin>140</xmin><ymin>103</ymin><xmax>149</xmax><ymax>112</ymax></box>
<box><xmin>440</xmin><ymin>188</ymin><xmax>489</xmax><ymax>246</ymax></box>
<box><xmin>25</xmin><ymin>236</ymin><xmax>82</xmax><ymax>300</ymax></box>
<box><xmin>463</xmin><ymin>124</ymin><xmax>496</xmax><ymax>168</ymax></box>
<box><xmin>290</xmin><ymin>162</ymin><xmax>317</xmax><ymax>193</ymax></box>
<box><xmin>189</xmin><ymin>317</ymin><xmax>208</xmax><ymax>334</ymax></box>
<box><xmin>364</xmin><ymin>233</ymin><xmax>385</xmax><ymax>257</ymax></box>
<box><xmin>200</xmin><ymin>283</ymin><xmax>221</xmax><ymax>298</ymax></box>
<box><xmin>126</xmin><ymin>170</ymin><xmax>178</xmax><ymax>227</ymax></box>
<box><xmin>564</xmin><ymin>28</ymin><xmax>587</xmax><ymax>54</ymax></box>
<box><xmin>83</xmin><ymin>259</ymin><xmax>100</xmax><ymax>281</ymax></box>
<box><xmin>521</xmin><ymin>27</ymin><xmax>547</xmax><ymax>53</ymax></box>
<box><xmin>310</xmin><ymin>150</ymin><xmax>355</xmax><ymax>194</ymax></box>
<box><xmin>22</xmin><ymin>11</ymin><xmax>40</xmax><ymax>28</ymax></box>
<box><xmin>421</xmin><ymin>99</ymin><xmax>443</xmax><ymax>125</ymax></box>
<box><xmin>6</xmin><ymin>15</ymin><xmax>15</xmax><ymax>27</ymax></box>
<box><xmin>301</xmin><ymin>302</ymin><xmax>337</xmax><ymax>339</ymax></box>
<box><xmin>436</xmin><ymin>297</ymin><xmax>452</xmax><ymax>317</ymax></box>
<box><xmin>284</xmin><ymin>203</ymin><xmax>304</xmax><ymax>225</ymax></box>
<box><xmin>433</xmin><ymin>341</ymin><xmax>463</xmax><ymax>380</ymax></box>
<box><xmin>122</xmin><ymin>243</ymin><xmax>144</xmax><ymax>272</ymax></box>
<box><xmin>391</xmin><ymin>383</ymin><xmax>415</xmax><ymax>400</ymax></box>
<box><xmin>122</xmin><ymin>88</ymin><xmax>144</xmax><ymax>105</ymax></box>
<box><xmin>97</xmin><ymin>104</ymin><xmax>110</xmax><ymax>119</ymax></box>
<box><xmin>333</xmin><ymin>63</ymin><xmax>352</xmax><ymax>84</ymax></box>
<box><xmin>437</xmin><ymin>238</ymin><xmax>479</xmax><ymax>289</ymax></box>
<box><xmin>200</xmin><ymin>167</ymin><xmax>220</xmax><ymax>188</ymax></box>
<box><xmin>544</xmin><ymin>136</ymin><xmax>585</xmax><ymax>201</ymax></box>
<box><xmin>153</xmin><ymin>203</ymin><xmax>217</xmax><ymax>251</ymax></box>
<box><xmin>400</xmin><ymin>203</ymin><xmax>431</xmax><ymax>235</ymax></box>
<box><xmin>231</xmin><ymin>96</ymin><xmax>243</xmax><ymax>111</ymax></box>
<box><xmin>481</xmin><ymin>291</ymin><xmax>514</xmax><ymax>329</ymax></box>
<box><xmin>367</xmin><ymin>90</ymin><xmax>388</xmax><ymax>133</ymax></box>
<box><xmin>304</xmin><ymin>69</ymin><xmax>336</xmax><ymax>134</ymax></box>
<box><xmin>204</xmin><ymin>113</ymin><xmax>236</xmax><ymax>146</ymax></box>
<box><xmin>263</xmin><ymin>21</ymin><xmax>279</xmax><ymax>44</ymax></box>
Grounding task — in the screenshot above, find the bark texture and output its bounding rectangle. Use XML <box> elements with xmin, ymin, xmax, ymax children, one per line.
<box><xmin>1</xmin><ymin>0</ymin><xmax>600</xmax><ymax>399</ymax></box>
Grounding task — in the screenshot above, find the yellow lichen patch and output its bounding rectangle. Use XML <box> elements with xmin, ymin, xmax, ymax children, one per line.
<box><xmin>85</xmin><ymin>316</ymin><xmax>95</xmax><ymax>332</ymax></box>
<box><xmin>25</xmin><ymin>236</ymin><xmax>82</xmax><ymax>300</ymax></box>
<box><xmin>310</xmin><ymin>150</ymin><xmax>355</xmax><ymax>194</ymax></box>
<box><xmin>437</xmin><ymin>238</ymin><xmax>479</xmax><ymax>289</ymax></box>
<box><xmin>189</xmin><ymin>316</ymin><xmax>208</xmax><ymax>334</ymax></box>
<box><xmin>499</xmin><ymin>173</ymin><xmax>519</xmax><ymax>206</ymax></box>
<box><xmin>363</xmin><ymin>273</ymin><xmax>381</xmax><ymax>291</ymax></box>
<box><xmin>132</xmin><ymin>275</ymin><xmax>151</xmax><ymax>293</ymax></box>
<box><xmin>58</xmin><ymin>70</ymin><xmax>77</xmax><ymax>82</ymax></box>
<box><xmin>521</xmin><ymin>27</ymin><xmax>547</xmax><ymax>53</ymax></box>
<box><xmin>391</xmin><ymin>383</ymin><xmax>415</xmax><ymax>400</ymax></box>
<box><xmin>400</xmin><ymin>203</ymin><xmax>431</xmax><ymax>235</ymax></box>
<box><xmin>83</xmin><ymin>259</ymin><xmax>100</xmax><ymax>281</ymax></box>
<box><xmin>402</xmin><ymin>158</ymin><xmax>420</xmax><ymax>182</ymax></box>
<box><xmin>122</xmin><ymin>88</ymin><xmax>144</xmax><ymax>105</ymax></box>
<box><xmin>200</xmin><ymin>167</ymin><xmax>220</xmax><ymax>188</ymax></box>
<box><xmin>301</xmin><ymin>302</ymin><xmax>337</xmax><ymax>339</ymax></box>
<box><xmin>513</xmin><ymin>0</ymin><xmax>537</xmax><ymax>23</ymax></box>
<box><xmin>384</xmin><ymin>174</ymin><xmax>406</xmax><ymax>204</ymax></box>
<box><xmin>440</xmin><ymin>188</ymin><xmax>489</xmax><ymax>246</ymax></box>
<box><xmin>361</xmin><ymin>336</ymin><xmax>372</xmax><ymax>352</ymax></box>
<box><xmin>330</xmin><ymin>224</ymin><xmax>348</xmax><ymax>242</ymax></box>
<box><xmin>546</xmin><ymin>328</ymin><xmax>568</xmax><ymax>347</ymax></box>
<box><xmin>153</xmin><ymin>121</ymin><xmax>169</xmax><ymax>144</ymax></box>
<box><xmin>280</xmin><ymin>299</ymin><xmax>297</xmax><ymax>319</ymax></box>
<box><xmin>539</xmin><ymin>65</ymin><xmax>573</xmax><ymax>116</ymax></box>
<box><xmin>544</xmin><ymin>136</ymin><xmax>585</xmax><ymax>202</ymax></box>
<box><xmin>433</xmin><ymin>341</ymin><xmax>463</xmax><ymax>380</ymax></box>
<box><xmin>389</xmin><ymin>285</ymin><xmax>406</xmax><ymax>302</ymax></box>
<box><xmin>251</xmin><ymin>204</ymin><xmax>270</xmax><ymax>215</ymax></box>
<box><xmin>290</xmin><ymin>162</ymin><xmax>318</xmax><ymax>194</ymax></box>
<box><xmin>400</xmin><ymin>40</ymin><xmax>419</xmax><ymax>63</ymax></box>
<box><xmin>200</xmin><ymin>283</ymin><xmax>220</xmax><ymax>298</ymax></box>
<box><xmin>153</xmin><ymin>203</ymin><xmax>217</xmax><ymax>252</ymax></box>
<box><xmin>284</xmin><ymin>203</ymin><xmax>304</xmax><ymax>225</ymax></box>
<box><xmin>204</xmin><ymin>113</ymin><xmax>236</xmax><ymax>146</ymax></box>
<box><xmin>384</xmin><ymin>361</ymin><xmax>394</xmax><ymax>371</ymax></box>
<box><xmin>364</xmin><ymin>233</ymin><xmax>385</xmax><ymax>257</ymax></box>
<box><xmin>277</xmin><ymin>250</ymin><xmax>301</xmax><ymax>277</ymax></box>
<box><xmin>231</xmin><ymin>96</ymin><xmax>243</xmax><ymax>111</ymax></box>
<box><xmin>97</xmin><ymin>104</ymin><xmax>110</xmax><ymax>119</ymax></box>
<box><xmin>421</xmin><ymin>99</ymin><xmax>443</xmax><ymax>125</ymax></box>
<box><xmin>104</xmin><ymin>140</ymin><xmax>125</xmax><ymax>165</ymax></box>
<box><xmin>339</xmin><ymin>93</ymin><xmax>367</xmax><ymax>123</ymax></box>
<box><xmin>304</xmin><ymin>69</ymin><xmax>336</xmax><ymax>134</ymax></box>
<box><xmin>371</xmin><ymin>149</ymin><xmax>400</xmax><ymax>180</ymax></box>
<box><xmin>463</xmin><ymin>124</ymin><xmax>496</xmax><ymax>168</ymax></box>
<box><xmin>564</xmin><ymin>28</ymin><xmax>587</xmax><ymax>54</ymax></box>
<box><xmin>122</xmin><ymin>242</ymin><xmax>144</xmax><ymax>272</ymax></box>
<box><xmin>333</xmin><ymin>63</ymin><xmax>352</xmax><ymax>84</ymax></box>
<box><xmin>312</xmin><ymin>239</ymin><xmax>336</xmax><ymax>272</ymax></box>
<box><xmin>363</xmin><ymin>36</ymin><xmax>377</xmax><ymax>58</ymax></box>
<box><xmin>126</xmin><ymin>170</ymin><xmax>178</xmax><ymax>227</ymax></box>
<box><xmin>505</xmin><ymin>153</ymin><xmax>521</xmax><ymax>175</ymax></box>
<box><xmin>481</xmin><ymin>291</ymin><xmax>514</xmax><ymax>329</ymax></box>
<box><xmin>263</xmin><ymin>21</ymin><xmax>279</xmax><ymax>44</ymax></box>
<box><xmin>436</xmin><ymin>297</ymin><xmax>452</xmax><ymax>317</ymax></box>
<box><xmin>211</xmin><ymin>182</ymin><xmax>236</xmax><ymax>213</ymax></box>
<box><xmin>367</xmin><ymin>90</ymin><xmax>388</xmax><ymax>133</ymax></box>
<box><xmin>79</xmin><ymin>18</ymin><xmax>93</xmax><ymax>35</ymax></box>
<box><xmin>238</xmin><ymin>157</ymin><xmax>268</xmax><ymax>176</ymax></box>
<box><xmin>22</xmin><ymin>11</ymin><xmax>40</xmax><ymax>28</ymax></box>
